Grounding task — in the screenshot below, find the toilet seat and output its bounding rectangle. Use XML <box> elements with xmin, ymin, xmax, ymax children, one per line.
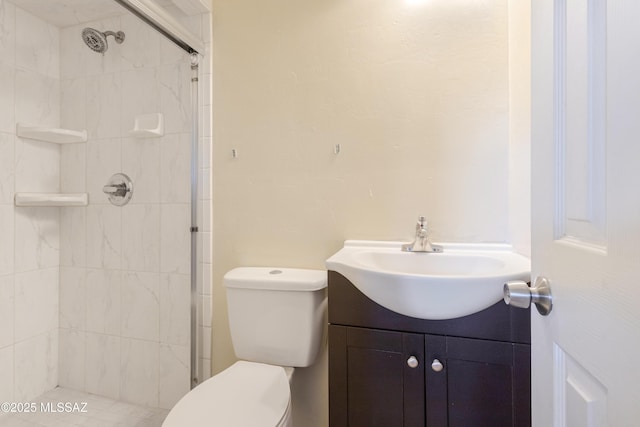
<box><xmin>162</xmin><ymin>361</ymin><xmax>291</xmax><ymax>427</ymax></box>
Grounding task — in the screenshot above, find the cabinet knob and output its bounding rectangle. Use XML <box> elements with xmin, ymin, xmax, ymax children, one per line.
<box><xmin>431</xmin><ymin>359</ymin><xmax>443</xmax><ymax>372</ymax></box>
<box><xmin>407</xmin><ymin>356</ymin><xmax>419</xmax><ymax>368</ymax></box>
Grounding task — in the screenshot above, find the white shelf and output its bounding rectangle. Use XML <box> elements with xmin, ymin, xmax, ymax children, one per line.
<box><xmin>15</xmin><ymin>193</ymin><xmax>89</xmax><ymax>207</ymax></box>
<box><xmin>129</xmin><ymin>113</ymin><xmax>164</xmax><ymax>138</ymax></box>
<box><xmin>16</xmin><ymin>123</ymin><xmax>87</xmax><ymax>144</ymax></box>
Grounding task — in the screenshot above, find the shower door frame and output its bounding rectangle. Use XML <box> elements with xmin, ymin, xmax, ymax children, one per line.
<box><xmin>113</xmin><ymin>0</ymin><xmax>206</xmax><ymax>389</ymax></box>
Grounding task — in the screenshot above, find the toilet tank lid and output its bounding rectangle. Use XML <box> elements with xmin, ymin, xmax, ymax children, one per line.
<box><xmin>224</xmin><ymin>267</ymin><xmax>327</xmax><ymax>291</ymax></box>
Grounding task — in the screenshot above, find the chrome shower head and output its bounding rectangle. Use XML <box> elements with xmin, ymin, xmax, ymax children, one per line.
<box><xmin>81</xmin><ymin>27</ymin><xmax>125</xmax><ymax>54</ymax></box>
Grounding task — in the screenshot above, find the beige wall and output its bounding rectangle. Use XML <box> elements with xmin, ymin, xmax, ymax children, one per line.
<box><xmin>211</xmin><ymin>0</ymin><xmax>528</xmax><ymax>426</ymax></box>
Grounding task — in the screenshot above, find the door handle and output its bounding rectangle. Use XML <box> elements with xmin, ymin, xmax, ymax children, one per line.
<box><xmin>503</xmin><ymin>276</ymin><xmax>553</xmax><ymax>316</ymax></box>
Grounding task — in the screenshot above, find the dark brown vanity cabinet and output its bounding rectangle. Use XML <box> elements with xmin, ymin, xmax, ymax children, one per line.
<box><xmin>328</xmin><ymin>271</ymin><xmax>531</xmax><ymax>427</ymax></box>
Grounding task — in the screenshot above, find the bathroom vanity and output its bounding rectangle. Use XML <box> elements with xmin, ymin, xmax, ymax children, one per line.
<box><xmin>328</xmin><ymin>271</ymin><xmax>531</xmax><ymax>427</ymax></box>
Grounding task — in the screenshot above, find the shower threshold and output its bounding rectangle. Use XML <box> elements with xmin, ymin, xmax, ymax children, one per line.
<box><xmin>0</xmin><ymin>387</ymin><xmax>168</xmax><ymax>426</ymax></box>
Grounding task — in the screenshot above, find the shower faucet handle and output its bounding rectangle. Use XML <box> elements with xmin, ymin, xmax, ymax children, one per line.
<box><xmin>103</xmin><ymin>184</ymin><xmax>126</xmax><ymax>195</ymax></box>
<box><xmin>103</xmin><ymin>173</ymin><xmax>133</xmax><ymax>206</ymax></box>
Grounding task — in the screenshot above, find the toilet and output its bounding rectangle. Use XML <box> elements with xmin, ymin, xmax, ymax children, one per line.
<box><xmin>163</xmin><ymin>267</ymin><xmax>327</xmax><ymax>427</ymax></box>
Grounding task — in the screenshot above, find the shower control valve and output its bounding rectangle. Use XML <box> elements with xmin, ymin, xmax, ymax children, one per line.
<box><xmin>103</xmin><ymin>173</ymin><xmax>133</xmax><ymax>206</ymax></box>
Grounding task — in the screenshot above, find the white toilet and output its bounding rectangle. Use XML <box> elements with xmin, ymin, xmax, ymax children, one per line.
<box><xmin>163</xmin><ymin>267</ymin><xmax>327</xmax><ymax>427</ymax></box>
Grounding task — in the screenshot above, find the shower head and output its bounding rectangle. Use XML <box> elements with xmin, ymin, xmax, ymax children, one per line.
<box><xmin>81</xmin><ymin>27</ymin><xmax>125</xmax><ymax>54</ymax></box>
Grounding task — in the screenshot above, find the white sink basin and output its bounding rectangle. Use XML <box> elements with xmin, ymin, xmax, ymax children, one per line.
<box><xmin>326</xmin><ymin>240</ymin><xmax>531</xmax><ymax>320</ymax></box>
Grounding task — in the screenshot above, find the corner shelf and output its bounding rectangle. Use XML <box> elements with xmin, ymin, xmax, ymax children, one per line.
<box><xmin>16</xmin><ymin>123</ymin><xmax>87</xmax><ymax>144</ymax></box>
<box><xmin>15</xmin><ymin>193</ymin><xmax>89</xmax><ymax>207</ymax></box>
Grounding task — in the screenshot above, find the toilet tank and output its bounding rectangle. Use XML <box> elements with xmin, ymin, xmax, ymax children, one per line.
<box><xmin>224</xmin><ymin>267</ymin><xmax>327</xmax><ymax>367</ymax></box>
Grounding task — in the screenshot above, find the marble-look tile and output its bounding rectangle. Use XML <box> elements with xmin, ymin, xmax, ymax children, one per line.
<box><xmin>160</xmin><ymin>204</ymin><xmax>190</xmax><ymax>274</ymax></box>
<box><xmin>59</xmin><ymin>267</ymin><xmax>85</xmax><ymax>330</ymax></box>
<box><xmin>60</xmin><ymin>78</ymin><xmax>87</xmax><ymax>134</ymax></box>
<box><xmin>120</xmin><ymin>338</ymin><xmax>159</xmax><ymax>407</ymax></box>
<box><xmin>120</xmin><ymin>13</ymin><xmax>160</xmax><ymax>70</ymax></box>
<box><xmin>86</xmin><ymin>72</ymin><xmax>121</xmax><ymax>139</ymax></box>
<box><xmin>14</xmin><ymin>137</ymin><xmax>60</xmax><ymax>194</ymax></box>
<box><xmin>121</xmin><ymin>271</ymin><xmax>159</xmax><ymax>341</ymax></box>
<box><xmin>159</xmin><ymin>273</ymin><xmax>190</xmax><ymax>347</ymax></box>
<box><xmin>0</xmin><ymin>64</ymin><xmax>15</xmax><ymax>133</ymax></box>
<box><xmin>60</xmin><ymin>144</ymin><xmax>86</xmax><ymax>194</ymax></box>
<box><xmin>85</xmin><ymin>333</ymin><xmax>121</xmax><ymax>400</ymax></box>
<box><xmin>15</xmin><ymin>7</ymin><xmax>59</xmax><ymax>78</ymax></box>
<box><xmin>160</xmin><ymin>134</ymin><xmax>190</xmax><ymax>204</ymax></box>
<box><xmin>14</xmin><ymin>329</ymin><xmax>58</xmax><ymax>402</ymax></box>
<box><xmin>59</xmin><ymin>24</ymin><xmax>86</xmax><ymax>80</ymax></box>
<box><xmin>0</xmin><ymin>205</ymin><xmax>14</xmax><ymax>276</ymax></box>
<box><xmin>86</xmin><ymin>269</ymin><xmax>121</xmax><ymax>336</ymax></box>
<box><xmin>158</xmin><ymin>344</ymin><xmax>189</xmax><ymax>410</ymax></box>
<box><xmin>58</xmin><ymin>328</ymin><xmax>85</xmax><ymax>391</ymax></box>
<box><xmin>87</xmin><ymin>138</ymin><xmax>121</xmax><ymax>204</ymax></box>
<box><xmin>14</xmin><ymin>68</ymin><xmax>60</xmax><ymax>127</ymax></box>
<box><xmin>86</xmin><ymin>138</ymin><xmax>122</xmax><ymax>205</ymax></box>
<box><xmin>120</xmin><ymin>68</ymin><xmax>159</xmax><ymax>137</ymax></box>
<box><xmin>14</xmin><ymin>268</ymin><xmax>59</xmax><ymax>342</ymax></box>
<box><xmin>86</xmin><ymin>204</ymin><xmax>122</xmax><ymax>270</ymax></box>
<box><xmin>0</xmin><ymin>345</ymin><xmax>13</xmax><ymax>403</ymax></box>
<box><xmin>122</xmin><ymin>137</ymin><xmax>160</xmax><ymax>204</ymax></box>
<box><xmin>121</xmin><ymin>204</ymin><xmax>160</xmax><ymax>272</ymax></box>
<box><xmin>159</xmin><ymin>62</ymin><xmax>191</xmax><ymax>134</ymax></box>
<box><xmin>0</xmin><ymin>275</ymin><xmax>14</xmax><ymax>349</ymax></box>
<box><xmin>0</xmin><ymin>0</ymin><xmax>16</xmax><ymax>66</ymax></box>
<box><xmin>14</xmin><ymin>207</ymin><xmax>60</xmax><ymax>273</ymax></box>
<box><xmin>60</xmin><ymin>207</ymin><xmax>86</xmax><ymax>267</ymax></box>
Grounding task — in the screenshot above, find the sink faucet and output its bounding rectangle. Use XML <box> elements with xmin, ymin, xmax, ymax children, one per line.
<box><xmin>401</xmin><ymin>216</ymin><xmax>442</xmax><ymax>253</ymax></box>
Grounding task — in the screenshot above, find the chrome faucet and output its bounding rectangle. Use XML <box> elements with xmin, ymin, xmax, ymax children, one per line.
<box><xmin>401</xmin><ymin>216</ymin><xmax>442</xmax><ymax>253</ymax></box>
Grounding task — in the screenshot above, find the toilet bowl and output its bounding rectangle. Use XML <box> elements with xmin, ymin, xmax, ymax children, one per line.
<box><xmin>162</xmin><ymin>267</ymin><xmax>327</xmax><ymax>427</ymax></box>
<box><xmin>162</xmin><ymin>361</ymin><xmax>293</xmax><ymax>427</ymax></box>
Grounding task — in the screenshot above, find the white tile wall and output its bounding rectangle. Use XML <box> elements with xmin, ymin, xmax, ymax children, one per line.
<box><xmin>120</xmin><ymin>338</ymin><xmax>159</xmax><ymax>407</ymax></box>
<box><xmin>85</xmin><ymin>333</ymin><xmax>121</xmax><ymax>400</ymax></box>
<box><xmin>121</xmin><ymin>272</ymin><xmax>160</xmax><ymax>341</ymax></box>
<box><xmin>56</xmin><ymin>7</ymin><xmax>213</xmax><ymax>407</ymax></box>
<box><xmin>0</xmin><ymin>0</ymin><xmax>213</xmax><ymax>409</ymax></box>
<box><xmin>14</xmin><ymin>269</ymin><xmax>59</xmax><ymax>342</ymax></box>
<box><xmin>159</xmin><ymin>344</ymin><xmax>190</xmax><ymax>409</ymax></box>
<box><xmin>14</xmin><ymin>330</ymin><xmax>58</xmax><ymax>402</ymax></box>
<box><xmin>85</xmin><ymin>269</ymin><xmax>122</xmax><ymax>336</ymax></box>
<box><xmin>159</xmin><ymin>273</ymin><xmax>190</xmax><ymax>347</ymax></box>
<box><xmin>0</xmin><ymin>275</ymin><xmax>14</xmax><ymax>349</ymax></box>
<box><xmin>0</xmin><ymin>345</ymin><xmax>14</xmax><ymax>402</ymax></box>
<box><xmin>0</xmin><ymin>2</ymin><xmax>62</xmax><ymax>403</ymax></box>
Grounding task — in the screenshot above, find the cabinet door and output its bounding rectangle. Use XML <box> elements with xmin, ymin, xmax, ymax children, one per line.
<box><xmin>329</xmin><ymin>325</ymin><xmax>425</xmax><ymax>427</ymax></box>
<box><xmin>425</xmin><ymin>335</ymin><xmax>531</xmax><ymax>427</ymax></box>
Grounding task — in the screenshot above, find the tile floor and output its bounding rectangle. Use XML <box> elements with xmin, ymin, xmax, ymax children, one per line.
<box><xmin>0</xmin><ymin>387</ymin><xmax>168</xmax><ymax>427</ymax></box>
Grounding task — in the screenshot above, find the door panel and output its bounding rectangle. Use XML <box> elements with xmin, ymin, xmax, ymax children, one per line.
<box><xmin>532</xmin><ymin>0</ymin><xmax>640</xmax><ymax>425</ymax></box>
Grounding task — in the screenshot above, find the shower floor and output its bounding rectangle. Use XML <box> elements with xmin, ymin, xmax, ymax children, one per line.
<box><xmin>0</xmin><ymin>387</ymin><xmax>168</xmax><ymax>427</ymax></box>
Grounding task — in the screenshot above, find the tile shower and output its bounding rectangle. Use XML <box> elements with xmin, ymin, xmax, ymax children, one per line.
<box><xmin>0</xmin><ymin>0</ymin><xmax>212</xmax><ymax>417</ymax></box>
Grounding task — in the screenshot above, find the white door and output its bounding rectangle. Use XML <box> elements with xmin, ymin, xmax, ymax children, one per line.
<box><xmin>531</xmin><ymin>0</ymin><xmax>640</xmax><ymax>425</ymax></box>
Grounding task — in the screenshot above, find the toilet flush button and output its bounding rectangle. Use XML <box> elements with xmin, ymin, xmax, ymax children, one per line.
<box><xmin>269</xmin><ymin>270</ymin><xmax>283</xmax><ymax>275</ymax></box>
